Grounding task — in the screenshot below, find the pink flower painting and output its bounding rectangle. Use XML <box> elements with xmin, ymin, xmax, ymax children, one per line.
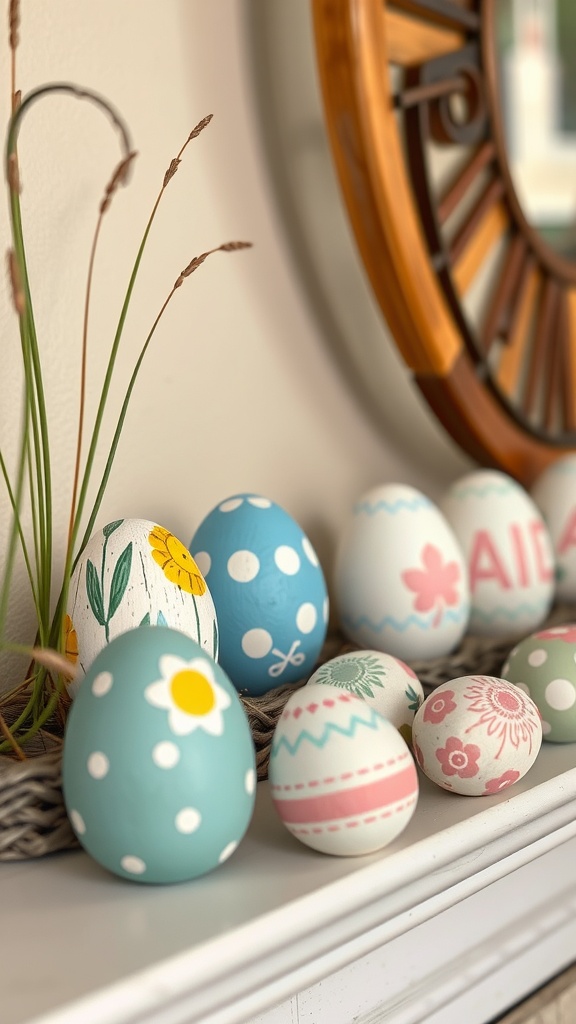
<box><xmin>436</xmin><ymin>736</ymin><xmax>481</xmax><ymax>779</ymax></box>
<box><xmin>423</xmin><ymin>690</ymin><xmax>456</xmax><ymax>724</ymax></box>
<box><xmin>484</xmin><ymin>770</ymin><xmax>520</xmax><ymax>795</ymax></box>
<box><xmin>402</xmin><ymin>544</ymin><xmax>461</xmax><ymax>627</ymax></box>
<box><xmin>463</xmin><ymin>677</ymin><xmax>541</xmax><ymax>758</ymax></box>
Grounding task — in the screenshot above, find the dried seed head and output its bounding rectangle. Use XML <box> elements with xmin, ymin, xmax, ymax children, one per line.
<box><xmin>163</xmin><ymin>157</ymin><xmax>181</xmax><ymax>189</ymax></box>
<box><xmin>219</xmin><ymin>241</ymin><xmax>253</xmax><ymax>253</ymax></box>
<box><xmin>188</xmin><ymin>113</ymin><xmax>213</xmax><ymax>142</ymax></box>
<box><xmin>9</xmin><ymin>0</ymin><xmax>19</xmax><ymax>50</ymax></box>
<box><xmin>99</xmin><ymin>150</ymin><xmax>137</xmax><ymax>214</ymax></box>
<box><xmin>174</xmin><ymin>241</ymin><xmax>252</xmax><ymax>289</ymax></box>
<box><xmin>7</xmin><ymin>250</ymin><xmax>25</xmax><ymax>315</ymax></box>
<box><xmin>7</xmin><ymin>152</ymin><xmax>20</xmax><ymax>193</ymax></box>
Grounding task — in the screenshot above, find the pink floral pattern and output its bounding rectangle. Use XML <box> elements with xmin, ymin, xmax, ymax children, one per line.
<box><xmin>423</xmin><ymin>690</ymin><xmax>456</xmax><ymax>724</ymax></box>
<box><xmin>463</xmin><ymin>676</ymin><xmax>540</xmax><ymax>758</ymax></box>
<box><xmin>436</xmin><ymin>736</ymin><xmax>481</xmax><ymax>779</ymax></box>
<box><xmin>401</xmin><ymin>544</ymin><xmax>461</xmax><ymax>627</ymax></box>
<box><xmin>413</xmin><ymin>742</ymin><xmax>424</xmax><ymax>769</ymax></box>
<box><xmin>484</xmin><ymin>770</ymin><xmax>520</xmax><ymax>795</ymax></box>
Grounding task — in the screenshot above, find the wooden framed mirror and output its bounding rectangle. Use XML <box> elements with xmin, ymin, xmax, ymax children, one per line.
<box><xmin>312</xmin><ymin>0</ymin><xmax>576</xmax><ymax>486</ymax></box>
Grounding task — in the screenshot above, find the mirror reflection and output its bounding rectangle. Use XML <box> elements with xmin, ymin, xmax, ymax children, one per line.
<box><xmin>497</xmin><ymin>0</ymin><xmax>576</xmax><ymax>259</ymax></box>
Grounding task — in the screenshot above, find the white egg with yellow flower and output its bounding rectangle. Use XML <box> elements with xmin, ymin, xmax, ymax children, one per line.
<box><xmin>67</xmin><ymin>518</ymin><xmax>218</xmax><ymax>691</ymax></box>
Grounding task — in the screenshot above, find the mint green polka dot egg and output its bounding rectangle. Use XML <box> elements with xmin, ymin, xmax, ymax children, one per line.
<box><xmin>62</xmin><ymin>625</ymin><xmax>256</xmax><ymax>883</ymax></box>
<box><xmin>501</xmin><ymin>624</ymin><xmax>576</xmax><ymax>743</ymax></box>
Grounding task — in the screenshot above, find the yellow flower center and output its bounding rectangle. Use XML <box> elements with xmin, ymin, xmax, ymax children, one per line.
<box><xmin>170</xmin><ymin>669</ymin><xmax>216</xmax><ymax>716</ymax></box>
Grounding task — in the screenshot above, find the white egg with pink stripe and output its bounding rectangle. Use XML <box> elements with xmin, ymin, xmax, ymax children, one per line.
<box><xmin>269</xmin><ymin>683</ymin><xmax>419</xmax><ymax>856</ymax></box>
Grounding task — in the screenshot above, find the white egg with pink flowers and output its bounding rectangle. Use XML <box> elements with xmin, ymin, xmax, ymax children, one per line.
<box><xmin>334</xmin><ymin>483</ymin><xmax>470</xmax><ymax>661</ymax></box>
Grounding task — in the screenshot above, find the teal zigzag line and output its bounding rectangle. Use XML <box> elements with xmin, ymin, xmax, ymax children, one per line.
<box><xmin>470</xmin><ymin>600</ymin><xmax>551</xmax><ymax>623</ymax></box>
<box><xmin>271</xmin><ymin>708</ymin><xmax>383</xmax><ymax>758</ymax></box>
<box><xmin>354</xmin><ymin>496</ymin><xmax>433</xmax><ymax>515</ymax></box>
<box><xmin>341</xmin><ymin>605</ymin><xmax>469</xmax><ymax>634</ymax></box>
<box><xmin>450</xmin><ymin>481</ymin><xmax>516</xmax><ymax>500</ymax></box>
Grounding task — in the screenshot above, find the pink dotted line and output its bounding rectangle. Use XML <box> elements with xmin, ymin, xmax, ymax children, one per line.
<box><xmin>270</xmin><ymin>752</ymin><xmax>410</xmax><ymax>792</ymax></box>
<box><xmin>290</xmin><ymin>795</ymin><xmax>417</xmax><ymax>835</ymax></box>
<box><xmin>282</xmin><ymin>695</ymin><xmax>354</xmax><ymax>720</ymax></box>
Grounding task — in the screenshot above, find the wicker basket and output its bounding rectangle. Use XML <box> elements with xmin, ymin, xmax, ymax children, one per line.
<box><xmin>1</xmin><ymin>603</ymin><xmax>574</xmax><ymax>862</ymax></box>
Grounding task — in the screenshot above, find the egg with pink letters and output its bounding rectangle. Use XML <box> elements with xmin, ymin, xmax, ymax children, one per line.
<box><xmin>412</xmin><ymin>675</ymin><xmax>542</xmax><ymax>797</ymax></box>
<box><xmin>440</xmin><ymin>470</ymin><xmax>555</xmax><ymax>640</ymax></box>
<box><xmin>269</xmin><ymin>683</ymin><xmax>419</xmax><ymax>856</ymax></box>
<box><xmin>531</xmin><ymin>454</ymin><xmax>576</xmax><ymax>602</ymax></box>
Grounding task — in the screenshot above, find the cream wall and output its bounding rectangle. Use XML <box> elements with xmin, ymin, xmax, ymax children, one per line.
<box><xmin>0</xmin><ymin>1</ymin><xmax>471</xmax><ymax>655</ymax></box>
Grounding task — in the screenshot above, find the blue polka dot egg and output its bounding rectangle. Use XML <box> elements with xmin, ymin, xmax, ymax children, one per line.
<box><xmin>190</xmin><ymin>494</ymin><xmax>329</xmax><ymax>696</ymax></box>
<box><xmin>62</xmin><ymin>626</ymin><xmax>256</xmax><ymax>884</ymax></box>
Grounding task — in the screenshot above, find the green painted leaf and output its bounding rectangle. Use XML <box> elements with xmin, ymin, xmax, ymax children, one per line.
<box><xmin>108</xmin><ymin>542</ymin><xmax>133</xmax><ymax>621</ymax></box>
<box><xmin>86</xmin><ymin>560</ymin><xmax>105</xmax><ymax>625</ymax></box>
<box><xmin>139</xmin><ymin>611</ymin><xmax>151</xmax><ymax>626</ymax></box>
<box><xmin>406</xmin><ymin>683</ymin><xmax>422</xmax><ymax>713</ymax></box>
<box><xmin>157</xmin><ymin>609</ymin><xmax>168</xmax><ymax>626</ymax></box>
<box><xmin>103</xmin><ymin>519</ymin><xmax>124</xmax><ymax>538</ymax></box>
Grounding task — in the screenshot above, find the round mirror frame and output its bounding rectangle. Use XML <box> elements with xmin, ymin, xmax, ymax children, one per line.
<box><xmin>312</xmin><ymin>0</ymin><xmax>576</xmax><ymax>486</ymax></box>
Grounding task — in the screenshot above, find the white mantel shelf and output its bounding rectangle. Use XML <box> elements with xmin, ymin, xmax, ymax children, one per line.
<box><xmin>2</xmin><ymin>745</ymin><xmax>576</xmax><ymax>1024</ymax></box>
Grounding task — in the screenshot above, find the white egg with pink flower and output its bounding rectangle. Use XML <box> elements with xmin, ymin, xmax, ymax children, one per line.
<box><xmin>412</xmin><ymin>675</ymin><xmax>542</xmax><ymax>797</ymax></box>
<box><xmin>334</xmin><ymin>484</ymin><xmax>470</xmax><ymax>661</ymax></box>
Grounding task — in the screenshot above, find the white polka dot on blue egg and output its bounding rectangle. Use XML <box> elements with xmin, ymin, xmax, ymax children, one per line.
<box><xmin>190</xmin><ymin>494</ymin><xmax>329</xmax><ymax>696</ymax></box>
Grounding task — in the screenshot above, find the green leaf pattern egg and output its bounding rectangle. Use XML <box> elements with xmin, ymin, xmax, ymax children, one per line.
<box><xmin>67</xmin><ymin>518</ymin><xmax>218</xmax><ymax>692</ymax></box>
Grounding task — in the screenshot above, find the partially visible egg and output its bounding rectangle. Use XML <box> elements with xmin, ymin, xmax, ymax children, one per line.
<box><xmin>501</xmin><ymin>623</ymin><xmax>576</xmax><ymax>743</ymax></box>
<box><xmin>189</xmin><ymin>494</ymin><xmax>329</xmax><ymax>696</ymax></box>
<box><xmin>62</xmin><ymin>626</ymin><xmax>256</xmax><ymax>884</ymax></box>
<box><xmin>531</xmin><ymin>454</ymin><xmax>576</xmax><ymax>601</ymax></box>
<box><xmin>307</xmin><ymin>650</ymin><xmax>424</xmax><ymax>745</ymax></box>
<box><xmin>269</xmin><ymin>682</ymin><xmax>419</xmax><ymax>856</ymax></box>
<box><xmin>412</xmin><ymin>674</ymin><xmax>542</xmax><ymax>796</ymax></box>
<box><xmin>335</xmin><ymin>483</ymin><xmax>469</xmax><ymax>660</ymax></box>
<box><xmin>67</xmin><ymin>518</ymin><xmax>218</xmax><ymax>691</ymax></box>
<box><xmin>440</xmin><ymin>470</ymin><xmax>555</xmax><ymax>640</ymax></box>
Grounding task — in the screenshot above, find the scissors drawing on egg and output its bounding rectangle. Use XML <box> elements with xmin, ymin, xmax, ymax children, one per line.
<box><xmin>269</xmin><ymin>640</ymin><xmax>306</xmax><ymax>677</ymax></box>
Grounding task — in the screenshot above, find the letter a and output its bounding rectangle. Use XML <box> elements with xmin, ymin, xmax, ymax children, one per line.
<box><xmin>469</xmin><ymin>530</ymin><xmax>512</xmax><ymax>593</ymax></box>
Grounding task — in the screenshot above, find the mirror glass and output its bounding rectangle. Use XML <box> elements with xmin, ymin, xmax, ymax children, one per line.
<box><xmin>497</xmin><ymin>0</ymin><xmax>576</xmax><ymax>259</ymax></box>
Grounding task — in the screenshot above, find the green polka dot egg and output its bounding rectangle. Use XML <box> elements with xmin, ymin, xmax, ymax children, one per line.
<box><xmin>501</xmin><ymin>624</ymin><xmax>576</xmax><ymax>743</ymax></box>
<box><xmin>62</xmin><ymin>625</ymin><xmax>256</xmax><ymax>883</ymax></box>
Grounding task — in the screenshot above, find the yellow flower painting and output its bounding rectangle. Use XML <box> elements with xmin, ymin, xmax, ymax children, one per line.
<box><xmin>149</xmin><ymin>525</ymin><xmax>206</xmax><ymax>596</ymax></box>
<box><xmin>145</xmin><ymin>654</ymin><xmax>230</xmax><ymax>736</ymax></box>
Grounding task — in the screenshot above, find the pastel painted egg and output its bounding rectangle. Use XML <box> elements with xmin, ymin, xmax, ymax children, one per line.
<box><xmin>189</xmin><ymin>494</ymin><xmax>329</xmax><ymax>696</ymax></box>
<box><xmin>440</xmin><ymin>470</ymin><xmax>555</xmax><ymax>640</ymax></box>
<box><xmin>501</xmin><ymin>623</ymin><xmax>576</xmax><ymax>742</ymax></box>
<box><xmin>62</xmin><ymin>626</ymin><xmax>256</xmax><ymax>884</ymax></box>
<box><xmin>67</xmin><ymin>518</ymin><xmax>218</xmax><ymax>690</ymax></box>
<box><xmin>412</xmin><ymin>675</ymin><xmax>542</xmax><ymax>796</ymax></box>
<box><xmin>269</xmin><ymin>682</ymin><xmax>419</xmax><ymax>856</ymax></box>
<box><xmin>334</xmin><ymin>484</ymin><xmax>470</xmax><ymax>660</ymax></box>
<box><xmin>307</xmin><ymin>650</ymin><xmax>424</xmax><ymax>745</ymax></box>
<box><xmin>531</xmin><ymin>454</ymin><xmax>576</xmax><ymax>601</ymax></box>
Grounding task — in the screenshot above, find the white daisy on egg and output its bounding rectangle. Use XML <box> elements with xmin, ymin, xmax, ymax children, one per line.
<box><xmin>145</xmin><ymin>656</ymin><xmax>230</xmax><ymax>737</ymax></box>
